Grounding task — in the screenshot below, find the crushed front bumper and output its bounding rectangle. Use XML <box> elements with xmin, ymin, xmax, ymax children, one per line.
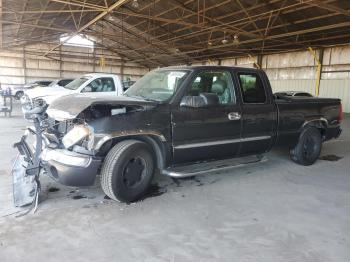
<box><xmin>12</xmin><ymin>132</ymin><xmax>40</xmax><ymax>207</ymax></box>
<box><xmin>41</xmin><ymin>148</ymin><xmax>101</xmax><ymax>186</ymax></box>
<box><xmin>13</xmin><ymin>128</ymin><xmax>101</xmax><ymax>208</ymax></box>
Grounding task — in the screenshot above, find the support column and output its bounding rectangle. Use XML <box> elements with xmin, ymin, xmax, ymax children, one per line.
<box><xmin>256</xmin><ymin>54</ymin><xmax>263</xmax><ymax>69</ymax></box>
<box><xmin>23</xmin><ymin>47</ymin><xmax>27</xmax><ymax>84</ymax></box>
<box><xmin>308</xmin><ymin>47</ymin><xmax>324</xmax><ymax>97</ymax></box>
<box><xmin>92</xmin><ymin>49</ymin><xmax>96</xmax><ymax>72</ymax></box>
<box><xmin>120</xmin><ymin>59</ymin><xmax>124</xmax><ymax>81</ymax></box>
<box><xmin>59</xmin><ymin>46</ymin><xmax>63</xmax><ymax>78</ymax></box>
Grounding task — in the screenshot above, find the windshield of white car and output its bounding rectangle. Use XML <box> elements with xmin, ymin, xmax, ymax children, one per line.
<box><xmin>64</xmin><ymin>77</ymin><xmax>90</xmax><ymax>90</ymax></box>
<box><xmin>124</xmin><ymin>70</ymin><xmax>189</xmax><ymax>102</ymax></box>
<box><xmin>48</xmin><ymin>80</ymin><xmax>59</xmax><ymax>87</ymax></box>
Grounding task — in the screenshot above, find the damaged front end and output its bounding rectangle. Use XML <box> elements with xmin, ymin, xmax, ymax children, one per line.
<box><xmin>13</xmin><ymin>94</ymin><xmax>155</xmax><ymax>210</ymax></box>
<box><xmin>13</xmin><ymin>97</ymin><xmax>99</xmax><ymax>210</ymax></box>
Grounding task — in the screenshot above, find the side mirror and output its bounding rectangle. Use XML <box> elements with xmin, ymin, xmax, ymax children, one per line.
<box><xmin>180</xmin><ymin>93</ymin><xmax>219</xmax><ymax>108</ymax></box>
<box><xmin>82</xmin><ymin>86</ymin><xmax>92</xmax><ymax>93</ymax></box>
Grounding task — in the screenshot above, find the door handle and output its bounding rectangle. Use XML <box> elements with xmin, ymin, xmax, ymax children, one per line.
<box><xmin>228</xmin><ymin>112</ymin><xmax>241</xmax><ymax>121</ymax></box>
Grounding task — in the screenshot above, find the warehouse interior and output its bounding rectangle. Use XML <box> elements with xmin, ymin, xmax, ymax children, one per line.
<box><xmin>0</xmin><ymin>1</ymin><xmax>350</xmax><ymax>261</ymax></box>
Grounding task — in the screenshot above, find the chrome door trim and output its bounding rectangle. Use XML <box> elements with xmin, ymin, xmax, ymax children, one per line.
<box><xmin>174</xmin><ymin>135</ymin><xmax>271</xmax><ymax>149</ymax></box>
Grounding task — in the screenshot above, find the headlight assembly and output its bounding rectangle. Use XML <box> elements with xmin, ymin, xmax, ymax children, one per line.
<box><xmin>62</xmin><ymin>125</ymin><xmax>92</xmax><ymax>149</ymax></box>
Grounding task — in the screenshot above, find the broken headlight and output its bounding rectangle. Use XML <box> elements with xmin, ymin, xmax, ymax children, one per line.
<box><xmin>62</xmin><ymin>125</ymin><xmax>93</xmax><ymax>149</ymax></box>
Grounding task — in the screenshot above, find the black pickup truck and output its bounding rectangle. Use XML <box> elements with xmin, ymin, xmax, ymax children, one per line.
<box><xmin>14</xmin><ymin>66</ymin><xmax>343</xmax><ymax>206</ymax></box>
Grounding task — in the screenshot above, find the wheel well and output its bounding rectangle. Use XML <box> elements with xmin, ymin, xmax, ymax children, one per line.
<box><xmin>98</xmin><ymin>135</ymin><xmax>166</xmax><ymax>169</ymax></box>
<box><xmin>303</xmin><ymin>121</ymin><xmax>327</xmax><ymax>139</ymax></box>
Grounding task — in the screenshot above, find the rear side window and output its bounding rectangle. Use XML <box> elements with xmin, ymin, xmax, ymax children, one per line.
<box><xmin>238</xmin><ymin>73</ymin><xmax>266</xmax><ymax>103</ymax></box>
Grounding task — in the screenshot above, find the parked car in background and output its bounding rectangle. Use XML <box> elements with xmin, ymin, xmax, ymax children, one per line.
<box><xmin>10</xmin><ymin>80</ymin><xmax>54</xmax><ymax>100</ymax></box>
<box><xmin>13</xmin><ymin>66</ymin><xmax>343</xmax><ymax>206</ymax></box>
<box><xmin>22</xmin><ymin>73</ymin><xmax>123</xmax><ymax>105</ymax></box>
<box><xmin>274</xmin><ymin>91</ymin><xmax>313</xmax><ymax>98</ymax></box>
<box><xmin>47</xmin><ymin>78</ymin><xmax>74</xmax><ymax>88</ymax></box>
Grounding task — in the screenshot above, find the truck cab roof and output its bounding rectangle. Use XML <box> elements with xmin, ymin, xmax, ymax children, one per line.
<box><xmin>160</xmin><ymin>65</ymin><xmax>262</xmax><ymax>72</ymax></box>
<box><xmin>83</xmin><ymin>73</ymin><xmax>120</xmax><ymax>78</ymax></box>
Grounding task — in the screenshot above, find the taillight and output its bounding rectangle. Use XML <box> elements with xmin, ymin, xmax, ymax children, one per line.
<box><xmin>339</xmin><ymin>103</ymin><xmax>344</xmax><ymax>124</ymax></box>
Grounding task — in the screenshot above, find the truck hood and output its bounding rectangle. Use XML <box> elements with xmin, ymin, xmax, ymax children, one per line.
<box><xmin>47</xmin><ymin>93</ymin><xmax>157</xmax><ymax>120</ymax></box>
<box><xmin>25</xmin><ymin>86</ymin><xmax>76</xmax><ymax>104</ymax></box>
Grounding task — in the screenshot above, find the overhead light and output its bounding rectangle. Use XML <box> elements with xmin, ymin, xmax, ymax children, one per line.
<box><xmin>170</xmin><ymin>48</ymin><xmax>180</xmax><ymax>53</ymax></box>
<box><xmin>107</xmin><ymin>15</ymin><xmax>115</xmax><ymax>21</ymax></box>
<box><xmin>208</xmin><ymin>31</ymin><xmax>213</xmax><ymax>47</ymax></box>
<box><xmin>131</xmin><ymin>0</ymin><xmax>139</xmax><ymax>8</ymax></box>
<box><xmin>222</xmin><ymin>31</ymin><xmax>228</xmax><ymax>44</ymax></box>
<box><xmin>233</xmin><ymin>35</ymin><xmax>239</xmax><ymax>45</ymax></box>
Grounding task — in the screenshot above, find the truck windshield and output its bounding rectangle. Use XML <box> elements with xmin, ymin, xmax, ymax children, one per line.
<box><xmin>64</xmin><ymin>77</ymin><xmax>90</xmax><ymax>90</ymax></box>
<box><xmin>125</xmin><ymin>70</ymin><xmax>189</xmax><ymax>102</ymax></box>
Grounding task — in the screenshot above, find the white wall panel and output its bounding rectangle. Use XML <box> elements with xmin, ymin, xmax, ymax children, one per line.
<box><xmin>0</xmin><ymin>57</ymin><xmax>23</xmax><ymax>68</ymax></box>
<box><xmin>0</xmin><ymin>44</ymin><xmax>148</xmax><ymax>87</ymax></box>
<box><xmin>221</xmin><ymin>58</ymin><xmax>236</xmax><ymax>66</ymax></box>
<box><xmin>319</xmin><ymin>80</ymin><xmax>350</xmax><ymax>113</ymax></box>
<box><xmin>270</xmin><ymin>80</ymin><xmax>316</xmax><ymax>95</ymax></box>
<box><xmin>0</xmin><ymin>76</ymin><xmax>24</xmax><ymax>85</ymax></box>
<box><xmin>26</xmin><ymin>69</ymin><xmax>60</xmax><ymax>78</ymax></box>
<box><xmin>0</xmin><ymin>67</ymin><xmax>24</xmax><ymax>76</ymax></box>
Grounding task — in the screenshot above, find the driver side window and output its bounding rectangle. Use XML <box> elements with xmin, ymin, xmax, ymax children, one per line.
<box><xmin>82</xmin><ymin>78</ymin><xmax>116</xmax><ymax>93</ymax></box>
<box><xmin>186</xmin><ymin>71</ymin><xmax>235</xmax><ymax>105</ymax></box>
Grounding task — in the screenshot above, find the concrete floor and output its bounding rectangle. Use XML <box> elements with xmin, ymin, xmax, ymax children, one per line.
<box><xmin>0</xmin><ymin>103</ymin><xmax>349</xmax><ymax>262</ymax></box>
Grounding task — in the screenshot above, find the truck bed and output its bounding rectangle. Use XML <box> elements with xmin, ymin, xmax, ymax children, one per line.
<box><xmin>275</xmin><ymin>96</ymin><xmax>342</xmax><ymax>146</ymax></box>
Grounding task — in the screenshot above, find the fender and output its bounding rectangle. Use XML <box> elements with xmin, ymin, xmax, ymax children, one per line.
<box><xmin>301</xmin><ymin>117</ymin><xmax>328</xmax><ymax>131</ymax></box>
<box><xmin>93</xmin><ymin>131</ymin><xmax>167</xmax><ymax>169</ymax></box>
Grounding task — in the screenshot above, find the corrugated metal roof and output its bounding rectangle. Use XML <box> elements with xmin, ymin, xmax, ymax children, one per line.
<box><xmin>1</xmin><ymin>0</ymin><xmax>350</xmax><ymax>67</ymax></box>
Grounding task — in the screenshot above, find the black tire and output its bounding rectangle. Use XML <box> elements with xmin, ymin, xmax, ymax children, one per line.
<box><xmin>290</xmin><ymin>127</ymin><xmax>322</xmax><ymax>166</ymax></box>
<box><xmin>101</xmin><ymin>140</ymin><xmax>155</xmax><ymax>203</ymax></box>
<box><xmin>15</xmin><ymin>91</ymin><xmax>24</xmax><ymax>100</ymax></box>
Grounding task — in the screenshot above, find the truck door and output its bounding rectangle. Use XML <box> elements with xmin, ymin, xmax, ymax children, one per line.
<box><xmin>171</xmin><ymin>69</ymin><xmax>242</xmax><ymax>164</ymax></box>
<box><xmin>236</xmin><ymin>71</ymin><xmax>277</xmax><ymax>155</ymax></box>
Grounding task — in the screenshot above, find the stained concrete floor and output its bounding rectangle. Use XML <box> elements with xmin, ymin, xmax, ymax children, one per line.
<box><xmin>0</xmin><ymin>103</ymin><xmax>349</xmax><ymax>262</ymax></box>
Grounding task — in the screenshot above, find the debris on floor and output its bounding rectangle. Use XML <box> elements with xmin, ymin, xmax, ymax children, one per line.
<box><xmin>319</xmin><ymin>154</ymin><xmax>343</xmax><ymax>161</ymax></box>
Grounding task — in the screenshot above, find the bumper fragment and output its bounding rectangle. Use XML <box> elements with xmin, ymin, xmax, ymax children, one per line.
<box><xmin>41</xmin><ymin>148</ymin><xmax>101</xmax><ymax>186</ymax></box>
<box><xmin>12</xmin><ymin>154</ymin><xmax>37</xmax><ymax>207</ymax></box>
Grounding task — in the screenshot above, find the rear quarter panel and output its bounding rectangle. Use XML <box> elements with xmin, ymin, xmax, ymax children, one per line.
<box><xmin>275</xmin><ymin>97</ymin><xmax>341</xmax><ymax>147</ymax></box>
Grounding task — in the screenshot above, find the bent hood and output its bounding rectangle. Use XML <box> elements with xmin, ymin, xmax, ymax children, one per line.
<box><xmin>47</xmin><ymin>93</ymin><xmax>157</xmax><ymax>121</ymax></box>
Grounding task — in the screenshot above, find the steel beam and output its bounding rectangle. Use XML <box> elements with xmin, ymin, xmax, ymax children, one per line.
<box><xmin>307</xmin><ymin>0</ymin><xmax>350</xmax><ymax>17</ymax></box>
<box><xmin>43</xmin><ymin>0</ymin><xmax>131</xmax><ymax>57</ymax></box>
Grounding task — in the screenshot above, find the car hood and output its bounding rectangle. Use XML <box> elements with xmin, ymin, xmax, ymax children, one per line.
<box><xmin>47</xmin><ymin>93</ymin><xmax>157</xmax><ymax>120</ymax></box>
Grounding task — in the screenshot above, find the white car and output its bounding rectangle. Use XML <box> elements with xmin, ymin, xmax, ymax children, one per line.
<box><xmin>22</xmin><ymin>73</ymin><xmax>123</xmax><ymax>105</ymax></box>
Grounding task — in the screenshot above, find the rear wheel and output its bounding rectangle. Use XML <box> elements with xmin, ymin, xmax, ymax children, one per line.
<box><xmin>290</xmin><ymin>127</ymin><xmax>322</xmax><ymax>166</ymax></box>
<box><xmin>101</xmin><ymin>140</ymin><xmax>155</xmax><ymax>202</ymax></box>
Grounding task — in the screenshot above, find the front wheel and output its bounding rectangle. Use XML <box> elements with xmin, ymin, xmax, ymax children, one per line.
<box><xmin>101</xmin><ymin>140</ymin><xmax>155</xmax><ymax>203</ymax></box>
<box><xmin>290</xmin><ymin>127</ymin><xmax>322</xmax><ymax>166</ymax></box>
